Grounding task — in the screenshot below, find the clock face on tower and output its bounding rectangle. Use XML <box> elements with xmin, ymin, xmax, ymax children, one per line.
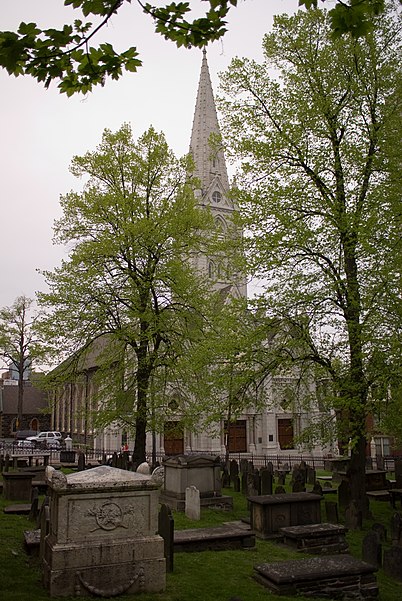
<box><xmin>212</xmin><ymin>190</ymin><xmax>222</xmax><ymax>204</ymax></box>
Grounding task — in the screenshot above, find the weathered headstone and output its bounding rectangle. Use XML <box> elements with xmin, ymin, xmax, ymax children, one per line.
<box><xmin>158</xmin><ymin>503</ymin><xmax>174</xmax><ymax>572</ymax></box>
<box><xmin>372</xmin><ymin>522</ymin><xmax>387</xmax><ymax>542</ymax></box>
<box><xmin>307</xmin><ymin>466</ymin><xmax>316</xmax><ymax>486</ymax></box>
<box><xmin>4</xmin><ymin>453</ymin><xmax>10</xmax><ymax>472</ymax></box>
<box><xmin>345</xmin><ymin>500</ymin><xmax>362</xmax><ymax>530</ymax></box>
<box><xmin>277</xmin><ymin>472</ymin><xmax>286</xmax><ymax>486</ymax></box>
<box><xmin>260</xmin><ymin>469</ymin><xmax>273</xmax><ymax>495</ymax></box>
<box><xmin>390</xmin><ymin>511</ymin><xmax>402</xmax><ymax>545</ymax></box>
<box><xmin>383</xmin><ymin>545</ymin><xmax>402</xmax><ymax>581</ymax></box>
<box><xmin>376</xmin><ymin>455</ymin><xmax>385</xmax><ymax>470</ymax></box>
<box><xmin>362</xmin><ymin>530</ymin><xmax>382</xmax><ymax>567</ymax></box>
<box><xmin>312</xmin><ymin>481</ymin><xmax>323</xmax><ymax>496</ymax></box>
<box><xmin>77</xmin><ymin>452</ymin><xmax>86</xmax><ymax>472</ymax></box>
<box><xmin>253</xmin><ymin>469</ymin><xmax>261</xmax><ymax>495</ymax></box>
<box><xmin>137</xmin><ymin>462</ymin><xmax>150</xmax><ymax>475</ymax></box>
<box><xmin>292</xmin><ymin>480</ymin><xmax>306</xmax><ymax>493</ymax></box>
<box><xmin>395</xmin><ymin>459</ymin><xmax>402</xmax><ymax>489</ymax></box>
<box><xmin>185</xmin><ymin>485</ymin><xmax>200</xmax><ymax>521</ymax></box>
<box><xmin>325</xmin><ymin>500</ymin><xmax>339</xmax><ymax>524</ymax></box>
<box><xmin>229</xmin><ymin>459</ymin><xmax>239</xmax><ymax>482</ymax></box>
<box><xmin>29</xmin><ymin>487</ymin><xmax>39</xmax><ymax>522</ymax></box>
<box><xmin>240</xmin><ymin>458</ymin><xmax>248</xmax><ymax>476</ymax></box>
<box><xmin>233</xmin><ymin>474</ymin><xmax>241</xmax><ymax>493</ymax></box>
<box><xmin>274</xmin><ymin>485</ymin><xmax>286</xmax><ymax>494</ymax></box>
<box><xmin>247</xmin><ymin>472</ymin><xmax>257</xmax><ymax>497</ymax></box>
<box><xmin>36</xmin><ymin>495</ymin><xmax>49</xmax><ymax>529</ymax></box>
<box><xmin>337</xmin><ymin>479</ymin><xmax>351</xmax><ymax>509</ymax></box>
<box><xmin>266</xmin><ymin>461</ymin><xmax>274</xmax><ymax>474</ymax></box>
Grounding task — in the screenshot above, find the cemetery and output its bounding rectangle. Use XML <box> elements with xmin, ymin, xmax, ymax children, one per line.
<box><xmin>2</xmin><ymin>450</ymin><xmax>402</xmax><ymax>601</ymax></box>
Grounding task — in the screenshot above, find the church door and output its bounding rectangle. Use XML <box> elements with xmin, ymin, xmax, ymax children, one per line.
<box><xmin>277</xmin><ymin>419</ymin><xmax>294</xmax><ymax>449</ymax></box>
<box><xmin>164</xmin><ymin>422</ymin><xmax>184</xmax><ymax>456</ymax></box>
<box><xmin>226</xmin><ymin>420</ymin><xmax>247</xmax><ymax>453</ymax></box>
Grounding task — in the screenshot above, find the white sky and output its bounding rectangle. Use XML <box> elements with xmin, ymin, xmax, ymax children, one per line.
<box><xmin>0</xmin><ymin>0</ymin><xmax>299</xmax><ymax>310</ymax></box>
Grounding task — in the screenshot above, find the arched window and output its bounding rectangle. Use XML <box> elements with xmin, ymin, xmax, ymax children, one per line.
<box><xmin>208</xmin><ymin>261</ymin><xmax>215</xmax><ymax>278</ymax></box>
<box><xmin>30</xmin><ymin>418</ymin><xmax>39</xmax><ymax>432</ymax></box>
<box><xmin>212</xmin><ymin>190</ymin><xmax>222</xmax><ymax>204</ymax></box>
<box><xmin>215</xmin><ymin>215</ymin><xmax>227</xmax><ymax>233</ymax></box>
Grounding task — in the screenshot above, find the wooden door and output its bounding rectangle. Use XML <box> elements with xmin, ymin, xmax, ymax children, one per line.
<box><xmin>164</xmin><ymin>422</ymin><xmax>184</xmax><ymax>456</ymax></box>
<box><xmin>278</xmin><ymin>418</ymin><xmax>294</xmax><ymax>449</ymax></box>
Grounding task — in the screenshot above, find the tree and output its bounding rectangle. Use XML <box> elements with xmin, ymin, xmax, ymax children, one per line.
<box><xmin>37</xmin><ymin>123</ymin><xmax>215</xmax><ymax>463</ymax></box>
<box><xmin>0</xmin><ymin>295</ymin><xmax>45</xmax><ymax>428</ymax></box>
<box><xmin>0</xmin><ymin>0</ymin><xmax>385</xmax><ymax>95</ymax></box>
<box><xmin>218</xmin><ymin>4</ymin><xmax>401</xmax><ymax>518</ymax></box>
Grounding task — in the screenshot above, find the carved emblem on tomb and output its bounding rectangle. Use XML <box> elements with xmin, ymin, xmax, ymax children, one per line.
<box><xmin>87</xmin><ymin>501</ymin><xmax>135</xmax><ymax>532</ymax></box>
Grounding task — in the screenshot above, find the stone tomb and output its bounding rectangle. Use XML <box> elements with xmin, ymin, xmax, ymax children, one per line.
<box><xmin>42</xmin><ymin>465</ymin><xmax>165</xmax><ymax>597</ymax></box>
<box><xmin>160</xmin><ymin>454</ymin><xmax>232</xmax><ymax>511</ymax></box>
<box><xmin>248</xmin><ymin>492</ymin><xmax>322</xmax><ymax>539</ymax></box>
<box><xmin>279</xmin><ymin>523</ymin><xmax>349</xmax><ymax>554</ymax></box>
<box><xmin>254</xmin><ymin>555</ymin><xmax>378</xmax><ymax>599</ymax></box>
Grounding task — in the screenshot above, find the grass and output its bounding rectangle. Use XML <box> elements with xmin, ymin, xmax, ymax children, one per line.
<box><xmin>1</xmin><ymin>472</ymin><xmax>402</xmax><ymax>601</ymax></box>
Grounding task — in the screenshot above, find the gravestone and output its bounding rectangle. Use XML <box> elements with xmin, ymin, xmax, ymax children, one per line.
<box><xmin>376</xmin><ymin>456</ymin><xmax>385</xmax><ymax>470</ymax></box>
<box><xmin>372</xmin><ymin>522</ymin><xmax>387</xmax><ymax>542</ymax></box>
<box><xmin>337</xmin><ymin>479</ymin><xmax>351</xmax><ymax>509</ymax></box>
<box><xmin>4</xmin><ymin>454</ymin><xmax>10</xmax><ymax>472</ymax></box>
<box><xmin>2</xmin><ymin>471</ymin><xmax>33</xmax><ymax>501</ymax></box>
<box><xmin>362</xmin><ymin>530</ymin><xmax>382</xmax><ymax>567</ymax></box>
<box><xmin>390</xmin><ymin>511</ymin><xmax>402</xmax><ymax>545</ymax></box>
<box><xmin>253</xmin><ymin>470</ymin><xmax>261</xmax><ymax>495</ymax></box>
<box><xmin>240</xmin><ymin>458</ymin><xmax>248</xmax><ymax>476</ymax></box>
<box><xmin>185</xmin><ymin>486</ymin><xmax>201</xmax><ymax>521</ymax></box>
<box><xmin>345</xmin><ymin>500</ymin><xmax>362</xmax><ymax>530</ymax></box>
<box><xmin>260</xmin><ymin>469</ymin><xmax>273</xmax><ymax>495</ymax></box>
<box><xmin>42</xmin><ymin>465</ymin><xmax>166</xmax><ymax>597</ymax></box>
<box><xmin>266</xmin><ymin>461</ymin><xmax>274</xmax><ymax>474</ymax></box>
<box><xmin>307</xmin><ymin>467</ymin><xmax>316</xmax><ymax>485</ymax></box>
<box><xmin>158</xmin><ymin>504</ymin><xmax>174</xmax><ymax>572</ymax></box>
<box><xmin>325</xmin><ymin>500</ymin><xmax>339</xmax><ymax>524</ymax></box>
<box><xmin>383</xmin><ymin>545</ymin><xmax>402</xmax><ymax>581</ymax></box>
<box><xmin>77</xmin><ymin>452</ymin><xmax>86</xmax><ymax>472</ymax></box>
<box><xmin>311</xmin><ymin>482</ymin><xmax>323</xmax><ymax>496</ymax></box>
<box><xmin>277</xmin><ymin>472</ymin><xmax>286</xmax><ymax>486</ymax></box>
<box><xmin>37</xmin><ymin>495</ymin><xmax>49</xmax><ymax>529</ymax></box>
<box><xmin>29</xmin><ymin>487</ymin><xmax>39</xmax><ymax>522</ymax></box>
<box><xmin>241</xmin><ymin>473</ymin><xmax>247</xmax><ymax>495</ymax></box>
<box><xmin>292</xmin><ymin>480</ymin><xmax>306</xmax><ymax>493</ymax></box>
<box><xmin>233</xmin><ymin>474</ymin><xmax>241</xmax><ymax>493</ymax></box>
<box><xmin>137</xmin><ymin>462</ymin><xmax>150</xmax><ymax>475</ymax></box>
<box><xmin>247</xmin><ymin>472</ymin><xmax>257</xmax><ymax>497</ymax></box>
<box><xmin>274</xmin><ymin>485</ymin><xmax>286</xmax><ymax>494</ymax></box>
<box><xmin>395</xmin><ymin>459</ymin><xmax>402</xmax><ymax>489</ymax></box>
<box><xmin>229</xmin><ymin>460</ymin><xmax>239</xmax><ymax>483</ymax></box>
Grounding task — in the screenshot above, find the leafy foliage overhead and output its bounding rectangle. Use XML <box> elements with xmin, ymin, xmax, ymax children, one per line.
<box><xmin>0</xmin><ymin>0</ymin><xmax>385</xmax><ymax>95</ymax></box>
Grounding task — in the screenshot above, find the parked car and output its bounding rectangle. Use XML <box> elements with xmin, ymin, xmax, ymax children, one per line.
<box><xmin>16</xmin><ymin>439</ymin><xmax>35</xmax><ymax>449</ymax></box>
<box><xmin>15</xmin><ymin>429</ymin><xmax>38</xmax><ymax>441</ymax></box>
<box><xmin>26</xmin><ymin>431</ymin><xmax>62</xmax><ymax>449</ymax></box>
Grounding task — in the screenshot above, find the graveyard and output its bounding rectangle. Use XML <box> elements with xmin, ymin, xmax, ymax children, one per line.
<box><xmin>1</xmin><ymin>453</ymin><xmax>402</xmax><ymax>601</ymax></box>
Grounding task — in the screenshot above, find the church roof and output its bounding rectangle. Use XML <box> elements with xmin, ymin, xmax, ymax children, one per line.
<box><xmin>189</xmin><ymin>49</ymin><xmax>230</xmax><ymax>197</ymax></box>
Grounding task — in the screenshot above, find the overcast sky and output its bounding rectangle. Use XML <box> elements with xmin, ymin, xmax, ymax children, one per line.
<box><xmin>0</xmin><ymin>0</ymin><xmax>300</xmax><ymax>310</ymax></box>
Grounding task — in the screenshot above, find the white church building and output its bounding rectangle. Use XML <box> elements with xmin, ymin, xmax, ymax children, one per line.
<box><xmin>52</xmin><ymin>51</ymin><xmax>334</xmax><ymax>460</ymax></box>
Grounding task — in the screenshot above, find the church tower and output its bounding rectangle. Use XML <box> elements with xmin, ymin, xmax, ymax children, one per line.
<box><xmin>189</xmin><ymin>49</ymin><xmax>247</xmax><ymax>300</ymax></box>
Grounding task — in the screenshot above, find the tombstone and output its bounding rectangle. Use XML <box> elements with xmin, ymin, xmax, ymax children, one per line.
<box><xmin>292</xmin><ymin>480</ymin><xmax>306</xmax><ymax>493</ymax></box>
<box><xmin>77</xmin><ymin>452</ymin><xmax>86</xmax><ymax>472</ymax></box>
<box><xmin>229</xmin><ymin>459</ymin><xmax>239</xmax><ymax>483</ymax></box>
<box><xmin>42</xmin><ymin>465</ymin><xmax>166</xmax><ymax>596</ymax></box>
<box><xmin>121</xmin><ymin>452</ymin><xmax>129</xmax><ymax>471</ymax></box>
<box><xmin>307</xmin><ymin>466</ymin><xmax>316</xmax><ymax>486</ymax></box>
<box><xmin>345</xmin><ymin>500</ymin><xmax>362</xmax><ymax>530</ymax></box>
<box><xmin>253</xmin><ymin>469</ymin><xmax>261</xmax><ymax>495</ymax></box>
<box><xmin>241</xmin><ymin>473</ymin><xmax>247</xmax><ymax>496</ymax></box>
<box><xmin>37</xmin><ymin>495</ymin><xmax>49</xmax><ymax>529</ymax></box>
<box><xmin>39</xmin><ymin>504</ymin><xmax>50</xmax><ymax>562</ymax></box>
<box><xmin>185</xmin><ymin>486</ymin><xmax>201</xmax><ymax>521</ymax></box>
<box><xmin>337</xmin><ymin>479</ymin><xmax>351</xmax><ymax>509</ymax></box>
<box><xmin>277</xmin><ymin>472</ymin><xmax>286</xmax><ymax>486</ymax></box>
<box><xmin>261</xmin><ymin>469</ymin><xmax>273</xmax><ymax>495</ymax></box>
<box><xmin>383</xmin><ymin>545</ymin><xmax>402</xmax><ymax>581</ymax></box>
<box><xmin>266</xmin><ymin>461</ymin><xmax>274</xmax><ymax>474</ymax></box>
<box><xmin>4</xmin><ymin>453</ymin><xmax>10</xmax><ymax>472</ymax></box>
<box><xmin>151</xmin><ymin>466</ymin><xmax>164</xmax><ymax>488</ymax></box>
<box><xmin>372</xmin><ymin>522</ymin><xmax>387</xmax><ymax>542</ymax></box>
<box><xmin>0</xmin><ymin>454</ymin><xmax>4</xmax><ymax>472</ymax></box>
<box><xmin>274</xmin><ymin>485</ymin><xmax>286</xmax><ymax>494</ymax></box>
<box><xmin>246</xmin><ymin>472</ymin><xmax>258</xmax><ymax>497</ymax></box>
<box><xmin>233</xmin><ymin>474</ymin><xmax>241</xmax><ymax>493</ymax></box>
<box><xmin>362</xmin><ymin>530</ymin><xmax>382</xmax><ymax>567</ymax></box>
<box><xmin>240</xmin><ymin>458</ymin><xmax>248</xmax><ymax>476</ymax></box>
<box><xmin>395</xmin><ymin>459</ymin><xmax>402</xmax><ymax>489</ymax></box>
<box><xmin>221</xmin><ymin>465</ymin><xmax>231</xmax><ymax>488</ymax></box>
<box><xmin>325</xmin><ymin>500</ymin><xmax>339</xmax><ymax>524</ymax></box>
<box><xmin>111</xmin><ymin>451</ymin><xmax>118</xmax><ymax>468</ymax></box>
<box><xmin>390</xmin><ymin>511</ymin><xmax>402</xmax><ymax>545</ymax></box>
<box><xmin>137</xmin><ymin>462</ymin><xmax>150</xmax><ymax>475</ymax></box>
<box><xmin>376</xmin><ymin>455</ymin><xmax>385</xmax><ymax>471</ymax></box>
<box><xmin>158</xmin><ymin>503</ymin><xmax>174</xmax><ymax>572</ymax></box>
<box><xmin>292</xmin><ymin>468</ymin><xmax>305</xmax><ymax>491</ymax></box>
<box><xmin>311</xmin><ymin>481</ymin><xmax>323</xmax><ymax>496</ymax></box>
<box><xmin>29</xmin><ymin>487</ymin><xmax>39</xmax><ymax>522</ymax></box>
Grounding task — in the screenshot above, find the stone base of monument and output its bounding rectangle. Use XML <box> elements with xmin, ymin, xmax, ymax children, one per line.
<box><xmin>254</xmin><ymin>555</ymin><xmax>378</xmax><ymax>599</ymax></box>
<box><xmin>42</xmin><ymin>465</ymin><xmax>166</xmax><ymax>597</ymax></box>
<box><xmin>279</xmin><ymin>523</ymin><xmax>349</xmax><ymax>554</ymax></box>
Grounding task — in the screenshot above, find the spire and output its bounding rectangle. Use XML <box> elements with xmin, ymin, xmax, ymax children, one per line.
<box><xmin>189</xmin><ymin>49</ymin><xmax>230</xmax><ymax>197</ymax></box>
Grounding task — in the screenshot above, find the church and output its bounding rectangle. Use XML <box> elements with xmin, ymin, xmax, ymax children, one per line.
<box><xmin>51</xmin><ymin>51</ymin><xmax>333</xmax><ymax>460</ymax></box>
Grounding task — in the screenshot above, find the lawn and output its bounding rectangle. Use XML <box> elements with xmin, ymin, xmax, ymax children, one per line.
<box><xmin>1</xmin><ymin>472</ymin><xmax>402</xmax><ymax>601</ymax></box>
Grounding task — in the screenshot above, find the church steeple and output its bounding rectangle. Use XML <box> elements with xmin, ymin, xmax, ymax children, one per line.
<box><xmin>189</xmin><ymin>49</ymin><xmax>230</xmax><ymax>198</ymax></box>
<box><xmin>189</xmin><ymin>50</ymin><xmax>247</xmax><ymax>301</ymax></box>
